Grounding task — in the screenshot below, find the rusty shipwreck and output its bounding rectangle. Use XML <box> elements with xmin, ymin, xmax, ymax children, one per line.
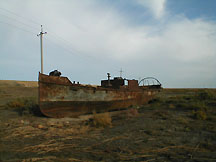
<box><xmin>39</xmin><ymin>71</ymin><xmax>161</xmax><ymax>118</ymax></box>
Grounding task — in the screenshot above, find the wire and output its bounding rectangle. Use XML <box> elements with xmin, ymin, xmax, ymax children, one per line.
<box><xmin>44</xmin><ymin>36</ymin><xmax>102</xmax><ymax>63</ymax></box>
<box><xmin>0</xmin><ymin>7</ymin><xmax>41</xmax><ymax>25</ymax></box>
<box><xmin>0</xmin><ymin>7</ymin><xmax>95</xmax><ymax>60</ymax></box>
<box><xmin>50</xmin><ymin>35</ymin><xmax>98</xmax><ymax>60</ymax></box>
<box><xmin>45</xmin><ymin>37</ymin><xmax>81</xmax><ymax>57</ymax></box>
<box><xmin>0</xmin><ymin>7</ymin><xmax>122</xmax><ymax>72</ymax></box>
<box><xmin>48</xmin><ymin>32</ymin><xmax>81</xmax><ymax>55</ymax></box>
<box><xmin>0</xmin><ymin>13</ymin><xmax>38</xmax><ymax>31</ymax></box>
<box><xmin>0</xmin><ymin>7</ymin><xmax>103</xmax><ymax>60</ymax></box>
<box><xmin>0</xmin><ymin>20</ymin><xmax>36</xmax><ymax>35</ymax></box>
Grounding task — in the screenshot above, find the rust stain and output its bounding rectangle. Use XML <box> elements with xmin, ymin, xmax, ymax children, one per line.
<box><xmin>39</xmin><ymin>73</ymin><xmax>161</xmax><ymax>118</ymax></box>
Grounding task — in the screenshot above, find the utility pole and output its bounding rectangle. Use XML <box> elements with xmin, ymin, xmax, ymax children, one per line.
<box><xmin>119</xmin><ymin>68</ymin><xmax>123</xmax><ymax>77</ymax></box>
<box><xmin>37</xmin><ymin>25</ymin><xmax>47</xmax><ymax>74</ymax></box>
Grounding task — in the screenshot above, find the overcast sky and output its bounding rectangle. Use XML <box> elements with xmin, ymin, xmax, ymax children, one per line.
<box><xmin>0</xmin><ymin>0</ymin><xmax>216</xmax><ymax>88</ymax></box>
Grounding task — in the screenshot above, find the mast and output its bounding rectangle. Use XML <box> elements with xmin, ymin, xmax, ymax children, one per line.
<box><xmin>37</xmin><ymin>25</ymin><xmax>47</xmax><ymax>74</ymax></box>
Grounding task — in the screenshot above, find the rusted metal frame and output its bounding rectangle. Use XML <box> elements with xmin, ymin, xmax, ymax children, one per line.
<box><xmin>138</xmin><ymin>77</ymin><xmax>161</xmax><ymax>86</ymax></box>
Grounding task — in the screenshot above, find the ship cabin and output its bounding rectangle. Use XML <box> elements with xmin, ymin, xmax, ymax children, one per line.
<box><xmin>101</xmin><ymin>73</ymin><xmax>140</xmax><ymax>90</ymax></box>
<box><xmin>101</xmin><ymin>73</ymin><xmax>161</xmax><ymax>90</ymax></box>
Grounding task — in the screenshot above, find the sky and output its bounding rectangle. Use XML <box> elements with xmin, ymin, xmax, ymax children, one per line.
<box><xmin>0</xmin><ymin>0</ymin><xmax>216</xmax><ymax>88</ymax></box>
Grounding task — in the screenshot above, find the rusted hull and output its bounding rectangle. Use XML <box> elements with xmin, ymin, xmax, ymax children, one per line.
<box><xmin>39</xmin><ymin>73</ymin><xmax>160</xmax><ymax>118</ymax></box>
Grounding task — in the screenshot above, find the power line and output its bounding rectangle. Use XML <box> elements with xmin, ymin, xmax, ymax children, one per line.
<box><xmin>48</xmin><ymin>32</ymin><xmax>81</xmax><ymax>55</ymax></box>
<box><xmin>0</xmin><ymin>13</ymin><xmax>38</xmax><ymax>31</ymax></box>
<box><xmin>0</xmin><ymin>7</ymin><xmax>122</xmax><ymax>71</ymax></box>
<box><xmin>0</xmin><ymin>19</ymin><xmax>119</xmax><ymax>70</ymax></box>
<box><xmin>0</xmin><ymin>7</ymin><xmax>100</xmax><ymax>61</ymax></box>
<box><xmin>44</xmin><ymin>36</ymin><xmax>96</xmax><ymax>61</ymax></box>
<box><xmin>49</xmin><ymin>35</ymin><xmax>97</xmax><ymax>60</ymax></box>
<box><xmin>0</xmin><ymin>20</ymin><xmax>36</xmax><ymax>35</ymax></box>
<box><xmin>0</xmin><ymin>18</ymin><xmax>94</xmax><ymax>61</ymax></box>
<box><xmin>0</xmin><ymin>7</ymin><xmax>93</xmax><ymax>59</ymax></box>
<box><xmin>0</xmin><ymin>7</ymin><xmax>41</xmax><ymax>25</ymax></box>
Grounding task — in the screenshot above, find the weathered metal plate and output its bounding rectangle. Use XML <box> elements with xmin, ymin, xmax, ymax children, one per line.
<box><xmin>39</xmin><ymin>73</ymin><xmax>160</xmax><ymax>118</ymax></box>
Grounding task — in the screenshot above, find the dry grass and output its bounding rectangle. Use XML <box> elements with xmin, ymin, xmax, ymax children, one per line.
<box><xmin>21</xmin><ymin>156</ymin><xmax>58</xmax><ymax>162</ymax></box>
<box><xmin>21</xmin><ymin>156</ymin><xmax>93</xmax><ymax>162</ymax></box>
<box><xmin>6</xmin><ymin>98</ymin><xmax>25</xmax><ymax>108</ymax></box>
<box><xmin>4</xmin><ymin>126</ymin><xmax>39</xmax><ymax>139</ymax></box>
<box><xmin>1</xmin><ymin>88</ymin><xmax>216</xmax><ymax>162</ymax></box>
<box><xmin>3</xmin><ymin>122</ymin><xmax>91</xmax><ymax>156</ymax></box>
<box><xmin>0</xmin><ymin>80</ymin><xmax>38</xmax><ymax>107</ymax></box>
<box><xmin>6</xmin><ymin>97</ymin><xmax>38</xmax><ymax>116</ymax></box>
<box><xmin>126</xmin><ymin>108</ymin><xmax>139</xmax><ymax>117</ymax></box>
<box><xmin>168</xmin><ymin>104</ymin><xmax>175</xmax><ymax>109</ymax></box>
<box><xmin>6</xmin><ymin>98</ymin><xmax>37</xmax><ymax>108</ymax></box>
<box><xmin>0</xmin><ymin>80</ymin><xmax>37</xmax><ymax>87</ymax></box>
<box><xmin>4</xmin><ymin>124</ymin><xmax>90</xmax><ymax>140</ymax></box>
<box><xmin>152</xmin><ymin>110</ymin><xmax>169</xmax><ymax>120</ymax></box>
<box><xmin>192</xmin><ymin>109</ymin><xmax>207</xmax><ymax>120</ymax></box>
<box><xmin>16</xmin><ymin>81</ymin><xmax>38</xmax><ymax>87</ymax></box>
<box><xmin>19</xmin><ymin>139</ymin><xmax>78</xmax><ymax>154</ymax></box>
<box><xmin>92</xmin><ymin>111</ymin><xmax>112</xmax><ymax>127</ymax></box>
<box><xmin>176</xmin><ymin>116</ymin><xmax>189</xmax><ymax>125</ymax></box>
<box><xmin>196</xmin><ymin>90</ymin><xmax>216</xmax><ymax>100</ymax></box>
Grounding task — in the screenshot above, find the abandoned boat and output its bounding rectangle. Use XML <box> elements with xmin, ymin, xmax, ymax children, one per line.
<box><xmin>39</xmin><ymin>71</ymin><xmax>161</xmax><ymax>118</ymax></box>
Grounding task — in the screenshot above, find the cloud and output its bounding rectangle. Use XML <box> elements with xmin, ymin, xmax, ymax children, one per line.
<box><xmin>134</xmin><ymin>17</ymin><xmax>216</xmax><ymax>62</ymax></box>
<box><xmin>136</xmin><ymin>0</ymin><xmax>166</xmax><ymax>19</ymax></box>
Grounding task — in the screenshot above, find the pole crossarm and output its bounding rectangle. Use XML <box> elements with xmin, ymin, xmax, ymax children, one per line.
<box><xmin>37</xmin><ymin>25</ymin><xmax>47</xmax><ymax>36</ymax></box>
